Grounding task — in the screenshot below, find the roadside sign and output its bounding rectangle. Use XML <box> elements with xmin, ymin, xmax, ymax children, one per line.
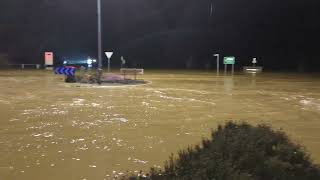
<box><xmin>45</xmin><ymin>52</ymin><xmax>53</xmax><ymax>65</ymax></box>
<box><xmin>105</xmin><ymin>52</ymin><xmax>113</xmax><ymax>72</ymax></box>
<box><xmin>223</xmin><ymin>57</ymin><xmax>235</xmax><ymax>65</ymax></box>
<box><xmin>105</xmin><ymin>52</ymin><xmax>113</xmax><ymax>59</ymax></box>
<box><xmin>121</xmin><ymin>56</ymin><xmax>126</xmax><ymax>65</ymax></box>
<box><xmin>54</xmin><ymin>67</ymin><xmax>76</xmax><ymax>76</ymax></box>
<box><xmin>252</xmin><ymin>58</ymin><xmax>257</xmax><ymax>64</ymax></box>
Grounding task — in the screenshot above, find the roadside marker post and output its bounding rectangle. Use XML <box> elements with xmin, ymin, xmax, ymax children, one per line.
<box><xmin>105</xmin><ymin>52</ymin><xmax>113</xmax><ymax>72</ymax></box>
<box><xmin>54</xmin><ymin>66</ymin><xmax>77</xmax><ymax>83</ymax></box>
<box><xmin>223</xmin><ymin>56</ymin><xmax>236</xmax><ymax>75</ymax></box>
<box><xmin>54</xmin><ymin>67</ymin><xmax>76</xmax><ymax>76</ymax></box>
<box><xmin>44</xmin><ymin>52</ymin><xmax>54</xmax><ymax>70</ymax></box>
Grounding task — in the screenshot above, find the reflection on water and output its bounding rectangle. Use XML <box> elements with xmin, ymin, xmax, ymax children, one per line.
<box><xmin>251</xmin><ymin>73</ymin><xmax>257</xmax><ymax>87</ymax></box>
<box><xmin>0</xmin><ymin>70</ymin><xmax>320</xmax><ymax>179</ymax></box>
<box><xmin>223</xmin><ymin>76</ymin><xmax>234</xmax><ymax>93</ymax></box>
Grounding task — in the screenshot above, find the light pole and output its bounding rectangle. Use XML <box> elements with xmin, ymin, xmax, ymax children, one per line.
<box><xmin>214</xmin><ymin>54</ymin><xmax>219</xmax><ymax>75</ymax></box>
<box><xmin>97</xmin><ymin>0</ymin><xmax>102</xmax><ymax>84</ymax></box>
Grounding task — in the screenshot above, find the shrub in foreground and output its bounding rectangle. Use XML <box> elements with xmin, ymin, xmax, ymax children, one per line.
<box><xmin>127</xmin><ymin>122</ymin><xmax>320</xmax><ymax>180</ymax></box>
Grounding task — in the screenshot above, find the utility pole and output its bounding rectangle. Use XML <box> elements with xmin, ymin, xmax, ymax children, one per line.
<box><xmin>97</xmin><ymin>0</ymin><xmax>102</xmax><ymax>84</ymax></box>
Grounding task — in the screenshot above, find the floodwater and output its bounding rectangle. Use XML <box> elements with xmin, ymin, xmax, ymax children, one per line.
<box><xmin>0</xmin><ymin>70</ymin><xmax>320</xmax><ymax>180</ymax></box>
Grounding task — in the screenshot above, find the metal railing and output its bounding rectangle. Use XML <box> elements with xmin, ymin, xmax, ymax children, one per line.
<box><xmin>5</xmin><ymin>64</ymin><xmax>42</xmax><ymax>69</ymax></box>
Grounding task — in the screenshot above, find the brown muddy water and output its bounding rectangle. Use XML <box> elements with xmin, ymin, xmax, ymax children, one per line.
<box><xmin>0</xmin><ymin>70</ymin><xmax>320</xmax><ymax>179</ymax></box>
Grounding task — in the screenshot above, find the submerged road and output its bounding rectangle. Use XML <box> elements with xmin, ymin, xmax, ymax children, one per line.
<box><xmin>0</xmin><ymin>70</ymin><xmax>320</xmax><ymax>179</ymax></box>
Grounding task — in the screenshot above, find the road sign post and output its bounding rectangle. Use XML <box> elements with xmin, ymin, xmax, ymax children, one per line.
<box><xmin>105</xmin><ymin>52</ymin><xmax>113</xmax><ymax>72</ymax></box>
<box><xmin>232</xmin><ymin>64</ymin><xmax>234</xmax><ymax>75</ymax></box>
<box><xmin>44</xmin><ymin>52</ymin><xmax>54</xmax><ymax>70</ymax></box>
<box><xmin>223</xmin><ymin>56</ymin><xmax>236</xmax><ymax>75</ymax></box>
<box><xmin>108</xmin><ymin>59</ymin><xmax>110</xmax><ymax>72</ymax></box>
<box><xmin>120</xmin><ymin>56</ymin><xmax>126</xmax><ymax>69</ymax></box>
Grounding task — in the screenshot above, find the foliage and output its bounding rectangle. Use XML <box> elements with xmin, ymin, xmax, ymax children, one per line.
<box><xmin>126</xmin><ymin>122</ymin><xmax>320</xmax><ymax>180</ymax></box>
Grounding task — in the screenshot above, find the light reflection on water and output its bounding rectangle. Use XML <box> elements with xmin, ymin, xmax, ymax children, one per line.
<box><xmin>0</xmin><ymin>70</ymin><xmax>320</xmax><ymax>179</ymax></box>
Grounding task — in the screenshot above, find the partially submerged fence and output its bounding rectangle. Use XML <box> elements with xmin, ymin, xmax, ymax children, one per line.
<box><xmin>1</xmin><ymin>64</ymin><xmax>42</xmax><ymax>69</ymax></box>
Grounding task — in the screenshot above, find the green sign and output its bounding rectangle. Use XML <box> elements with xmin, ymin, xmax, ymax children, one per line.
<box><xmin>224</xmin><ymin>57</ymin><xmax>235</xmax><ymax>65</ymax></box>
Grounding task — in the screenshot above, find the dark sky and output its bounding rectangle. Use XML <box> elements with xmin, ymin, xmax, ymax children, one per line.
<box><xmin>0</xmin><ymin>0</ymin><xmax>319</xmax><ymax>71</ymax></box>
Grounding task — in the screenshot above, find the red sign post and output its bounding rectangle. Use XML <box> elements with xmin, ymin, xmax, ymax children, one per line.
<box><xmin>45</xmin><ymin>52</ymin><xmax>53</xmax><ymax>66</ymax></box>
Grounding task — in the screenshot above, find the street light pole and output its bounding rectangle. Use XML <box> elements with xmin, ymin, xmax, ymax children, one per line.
<box><xmin>97</xmin><ymin>0</ymin><xmax>102</xmax><ymax>84</ymax></box>
<box><xmin>214</xmin><ymin>54</ymin><xmax>219</xmax><ymax>76</ymax></box>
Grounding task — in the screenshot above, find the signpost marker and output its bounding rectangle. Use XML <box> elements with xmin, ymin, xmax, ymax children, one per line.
<box><xmin>105</xmin><ymin>52</ymin><xmax>113</xmax><ymax>72</ymax></box>
<box><xmin>252</xmin><ymin>58</ymin><xmax>257</xmax><ymax>67</ymax></box>
<box><xmin>243</xmin><ymin>58</ymin><xmax>263</xmax><ymax>73</ymax></box>
<box><xmin>44</xmin><ymin>52</ymin><xmax>54</xmax><ymax>70</ymax></box>
<box><xmin>54</xmin><ymin>67</ymin><xmax>76</xmax><ymax>76</ymax></box>
<box><xmin>120</xmin><ymin>56</ymin><xmax>126</xmax><ymax>69</ymax></box>
<box><xmin>223</xmin><ymin>56</ymin><xmax>236</xmax><ymax>75</ymax></box>
<box><xmin>232</xmin><ymin>63</ymin><xmax>234</xmax><ymax>75</ymax></box>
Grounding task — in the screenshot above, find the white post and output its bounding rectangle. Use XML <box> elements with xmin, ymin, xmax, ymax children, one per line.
<box><xmin>214</xmin><ymin>54</ymin><xmax>219</xmax><ymax>76</ymax></box>
<box><xmin>108</xmin><ymin>58</ymin><xmax>110</xmax><ymax>72</ymax></box>
<box><xmin>105</xmin><ymin>52</ymin><xmax>113</xmax><ymax>73</ymax></box>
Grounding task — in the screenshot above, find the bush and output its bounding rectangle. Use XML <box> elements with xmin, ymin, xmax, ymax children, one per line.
<box><xmin>127</xmin><ymin>122</ymin><xmax>320</xmax><ymax>180</ymax></box>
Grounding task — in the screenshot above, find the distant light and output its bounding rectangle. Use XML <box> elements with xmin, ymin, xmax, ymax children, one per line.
<box><xmin>87</xmin><ymin>58</ymin><xmax>93</xmax><ymax>65</ymax></box>
<box><xmin>246</xmin><ymin>69</ymin><xmax>259</xmax><ymax>71</ymax></box>
<box><xmin>63</xmin><ymin>61</ymin><xmax>67</xmax><ymax>65</ymax></box>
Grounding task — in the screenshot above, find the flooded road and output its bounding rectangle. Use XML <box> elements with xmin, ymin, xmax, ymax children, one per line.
<box><xmin>0</xmin><ymin>70</ymin><xmax>320</xmax><ymax>179</ymax></box>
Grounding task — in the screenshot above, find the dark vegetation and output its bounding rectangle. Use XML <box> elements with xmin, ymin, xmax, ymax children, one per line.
<box><xmin>126</xmin><ymin>122</ymin><xmax>320</xmax><ymax>180</ymax></box>
<box><xmin>65</xmin><ymin>71</ymin><xmax>147</xmax><ymax>85</ymax></box>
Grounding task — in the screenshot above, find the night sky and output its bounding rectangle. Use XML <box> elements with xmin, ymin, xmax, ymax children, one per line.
<box><xmin>0</xmin><ymin>0</ymin><xmax>319</xmax><ymax>71</ymax></box>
